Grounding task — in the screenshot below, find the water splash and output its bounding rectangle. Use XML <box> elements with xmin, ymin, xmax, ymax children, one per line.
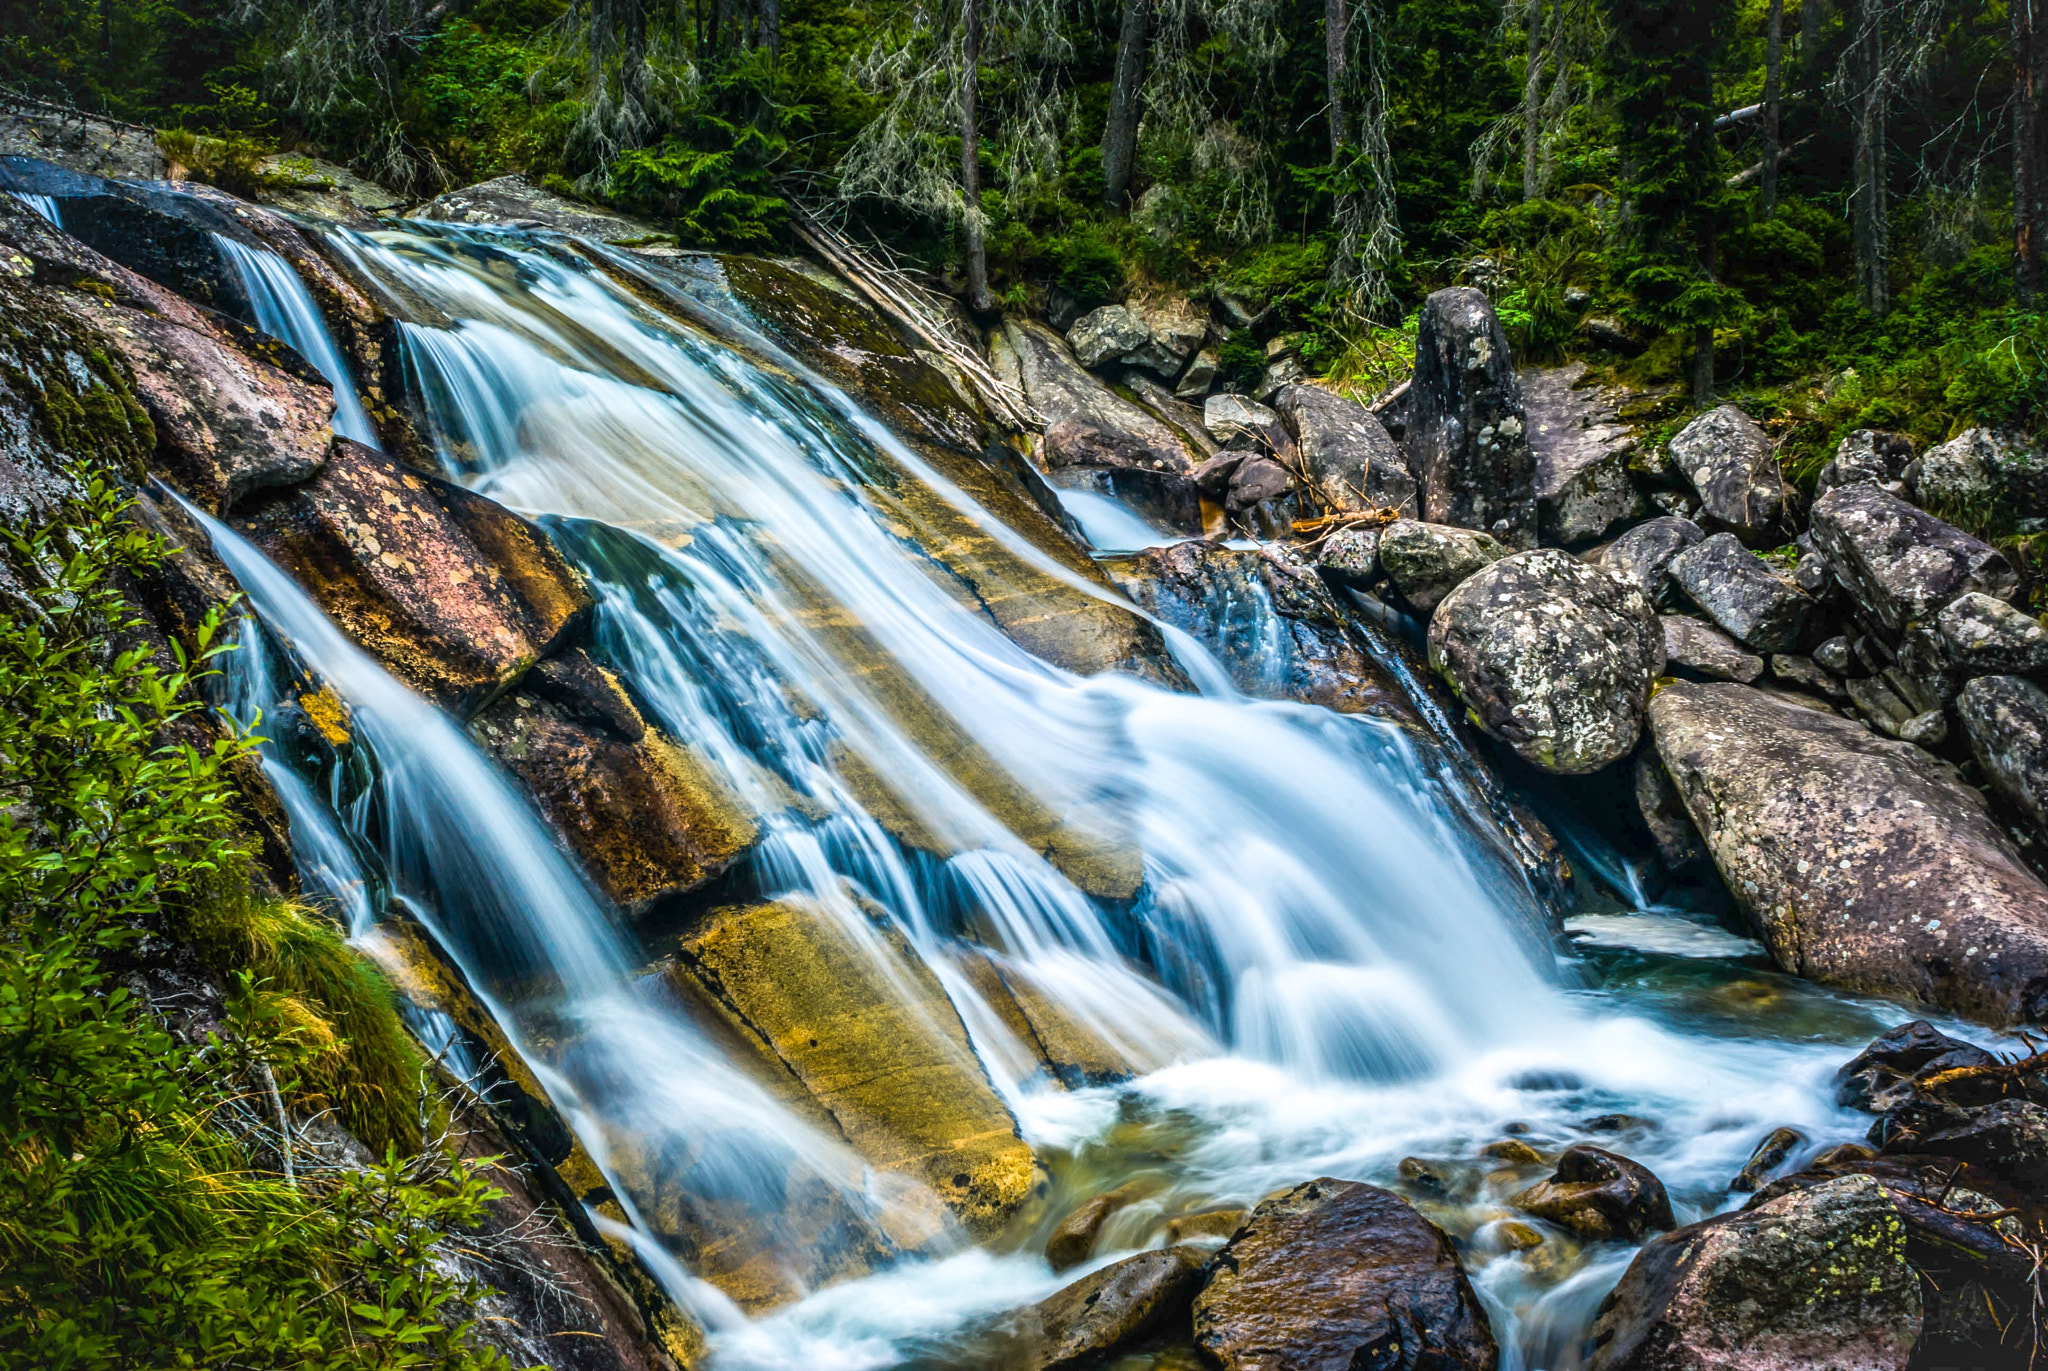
<box><xmin>210</xmin><ymin>232</ymin><xmax>381</xmax><ymax>447</ymax></box>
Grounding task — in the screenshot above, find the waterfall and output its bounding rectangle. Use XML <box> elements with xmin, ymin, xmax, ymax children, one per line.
<box><xmin>230</xmin><ymin>223</ymin><xmax>1896</xmax><ymax>1370</ymax></box>
<box><xmin>210</xmin><ymin>233</ymin><xmax>381</xmax><ymax>448</ymax></box>
<box><xmin>7</xmin><ymin>190</ymin><xmax>60</xmax><ymax>226</ymax></box>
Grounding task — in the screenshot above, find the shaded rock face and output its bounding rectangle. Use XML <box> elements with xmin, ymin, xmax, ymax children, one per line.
<box><xmin>1274</xmin><ymin>383</ymin><xmax>1418</xmax><ymax>516</ymax></box>
<box><xmin>1958</xmin><ymin>674</ymin><xmax>2048</xmax><ymax>837</ymax></box>
<box><xmin>1815</xmin><ymin>429</ymin><xmax>1913</xmax><ymax>496</ymax></box>
<box><xmin>466</xmin><ymin>653</ymin><xmax>755</xmax><ymax>912</ymax></box>
<box><xmin>1379</xmin><ymin>519</ymin><xmax>1507</xmax><ymax>615</ymax></box>
<box><xmin>1586</xmin><ymin>1175</ymin><xmax>1919</xmax><ymax>1371</ymax></box>
<box><xmin>1192</xmin><ymin>1178</ymin><xmax>1498</xmax><ymax>1371</ymax></box>
<box><xmin>1012</xmin><ymin>1246</ymin><xmax>1208</xmax><ymax>1371</ymax></box>
<box><xmin>3</xmin><ymin>192</ymin><xmax>334</xmax><ymax>513</ymax></box>
<box><xmin>1106</xmin><ymin>540</ymin><xmax>1412</xmax><ymax>718</ymax></box>
<box><xmin>1810</xmin><ymin>481</ymin><xmax>2017</xmax><ymax>634</ymax></box>
<box><xmin>1633</xmin><ymin>750</ymin><xmax>1705</xmax><ymax>869</ymax></box>
<box><xmin>1648</xmin><ymin>681</ymin><xmax>2048</xmax><ymax>1024</ymax></box>
<box><xmin>1666</xmin><ymin>533</ymin><xmax>1812</xmax><ymax>653</ymax></box>
<box><xmin>1938</xmin><ymin>591</ymin><xmax>2048</xmax><ymax>676</ymax></box>
<box><xmin>1407</xmin><ymin>287</ymin><xmax>1535</xmax><ymax>545</ymax></box>
<box><xmin>1511</xmin><ymin>1145</ymin><xmax>1675</xmax><ymax>1242</ymax></box>
<box><xmin>1204</xmin><ymin>393</ymin><xmax>1291</xmax><ymax>455</ymax></box>
<box><xmin>1429</xmin><ymin>549</ymin><xmax>1664</xmax><ymax>774</ymax></box>
<box><xmin>1525</xmin><ymin>363</ymin><xmax>1645</xmax><ymax>545</ymax></box>
<box><xmin>1003</xmin><ymin>319</ymin><xmax>1199</xmax><ymax>532</ymax></box>
<box><xmin>1597</xmin><ymin>515</ymin><xmax>1704</xmax><ymax>604</ymax></box>
<box><xmin>663</xmin><ymin>901</ymin><xmax>1040</xmax><ymax>1244</ymax></box>
<box><xmin>234</xmin><ymin>438</ymin><xmax>591</xmax><ymax>717</ymax></box>
<box><xmin>1664</xmin><ymin>404</ymin><xmax>1789</xmax><ymax>542</ymax></box>
<box><xmin>1660</xmin><ymin>614</ymin><xmax>1763</xmax><ymax>684</ymax></box>
<box><xmin>1834</xmin><ymin>1020</ymin><xmax>1999</xmax><ymax>1114</ymax></box>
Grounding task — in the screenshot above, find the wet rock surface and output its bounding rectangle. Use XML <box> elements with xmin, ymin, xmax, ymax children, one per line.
<box><xmin>1649</xmin><ymin>680</ymin><xmax>2048</xmax><ymax>1023</ymax></box>
<box><xmin>1379</xmin><ymin>518</ymin><xmax>1507</xmax><ymax>615</ymax></box>
<box><xmin>1810</xmin><ymin>481</ymin><xmax>2018</xmax><ymax>634</ymax></box>
<box><xmin>1587</xmin><ymin>1174</ymin><xmax>1919</xmax><ymax>1371</ymax></box>
<box><xmin>1429</xmin><ymin>549</ymin><xmax>1663</xmax><ymax>773</ymax></box>
<box><xmin>1664</xmin><ymin>403</ymin><xmax>1790</xmax><ymax>542</ymax></box>
<box><xmin>1666</xmin><ymin>533</ymin><xmax>1811</xmax><ymax>652</ymax></box>
<box><xmin>1406</xmin><ymin>287</ymin><xmax>1535</xmax><ymax>545</ymax></box>
<box><xmin>1510</xmin><ymin>1144</ymin><xmax>1674</xmax><ymax>1242</ymax></box>
<box><xmin>1014</xmin><ymin>1246</ymin><xmax>1209</xmax><ymax>1370</ymax></box>
<box><xmin>1193</xmin><ymin>1178</ymin><xmax>1498</xmax><ymax>1371</ymax></box>
<box><xmin>1275</xmin><ymin>382</ymin><xmax>1417</xmax><ymax>516</ymax></box>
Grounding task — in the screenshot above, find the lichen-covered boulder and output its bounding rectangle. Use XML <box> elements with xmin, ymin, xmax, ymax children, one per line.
<box><xmin>1203</xmin><ymin>393</ymin><xmax>1290</xmax><ymax>454</ymax></box>
<box><xmin>1274</xmin><ymin>383</ymin><xmax>1418</xmax><ymax>516</ymax></box>
<box><xmin>1665</xmin><ymin>533</ymin><xmax>1812</xmax><ymax>653</ymax></box>
<box><xmin>1810</xmin><ymin>482</ymin><xmax>2017</xmax><ymax>634</ymax></box>
<box><xmin>664</xmin><ymin>901</ymin><xmax>1040</xmax><ymax>1240</ymax></box>
<box><xmin>1597</xmin><ymin>516</ymin><xmax>1704</xmax><ymax>603</ymax></box>
<box><xmin>1510</xmin><ymin>1145</ymin><xmax>1674</xmax><ymax>1242</ymax></box>
<box><xmin>1066</xmin><ymin>304</ymin><xmax>1152</xmax><ymax>369</ymax></box>
<box><xmin>1939</xmin><ymin>592</ymin><xmax>2048</xmax><ymax>677</ymax></box>
<box><xmin>1910</xmin><ymin>427</ymin><xmax>2036</xmax><ymax>515</ymax></box>
<box><xmin>1193</xmin><ymin>1178</ymin><xmax>1498</xmax><ymax>1371</ymax></box>
<box><xmin>1406</xmin><ymin>287</ymin><xmax>1535</xmax><ymax>545</ymax></box>
<box><xmin>1649</xmin><ymin>680</ymin><xmax>2048</xmax><ymax>1023</ymax></box>
<box><xmin>1429</xmin><ymin>549</ymin><xmax>1664</xmax><ymax>774</ymax></box>
<box><xmin>1124</xmin><ymin>298</ymin><xmax>1208</xmax><ymax>378</ymax></box>
<box><xmin>1660</xmin><ymin>614</ymin><xmax>1763</xmax><ymax>684</ymax></box>
<box><xmin>1315</xmin><ymin>525</ymin><xmax>1382</xmax><ymax>587</ymax></box>
<box><xmin>1586</xmin><ymin>1175</ymin><xmax>1919</xmax><ymax>1371</ymax></box>
<box><xmin>1665</xmin><ymin>404</ymin><xmax>1790</xmax><ymax>542</ymax></box>
<box><xmin>1012</xmin><ymin>1246</ymin><xmax>1208</xmax><ymax>1371</ymax></box>
<box><xmin>1958</xmin><ymin>675</ymin><xmax>2048</xmax><ymax>837</ymax></box>
<box><xmin>1525</xmin><ymin>364</ymin><xmax>1646</xmax><ymax>545</ymax></box>
<box><xmin>1816</xmin><ymin>429</ymin><xmax>1914</xmax><ymax>496</ymax></box>
<box><xmin>1379</xmin><ymin>519</ymin><xmax>1507</xmax><ymax>614</ymax></box>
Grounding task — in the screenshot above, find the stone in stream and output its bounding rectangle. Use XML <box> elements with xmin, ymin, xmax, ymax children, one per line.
<box><xmin>1378</xmin><ymin>518</ymin><xmax>1508</xmax><ymax>614</ymax></box>
<box><xmin>1044</xmin><ymin>1180</ymin><xmax>1151</xmax><ymax>1272</ymax></box>
<box><xmin>234</xmin><ymin>437</ymin><xmax>593</xmax><ymax>717</ymax></box>
<box><xmin>1815</xmin><ymin>428</ymin><xmax>1915</xmax><ymax>497</ymax></box>
<box><xmin>1959</xmin><ymin>675</ymin><xmax>2048</xmax><ymax>838</ymax></box>
<box><xmin>1525</xmin><ymin>363</ymin><xmax>1647</xmax><ymax>545</ymax></box>
<box><xmin>950</xmin><ymin>948</ymin><xmax>1136</xmax><ymax>1089</ymax></box>
<box><xmin>1632</xmin><ymin>751</ymin><xmax>1706</xmax><ymax>869</ymax></box>
<box><xmin>1665</xmin><ymin>533</ymin><xmax>1812</xmax><ymax>653</ymax></box>
<box><xmin>1406</xmin><ymin>286</ymin><xmax>1536</xmax><ymax>546</ymax></box>
<box><xmin>1664</xmin><ymin>404</ymin><xmax>1791</xmax><ymax>542</ymax></box>
<box><xmin>1001</xmin><ymin>319</ymin><xmax>1200</xmax><ymax>532</ymax></box>
<box><xmin>415</xmin><ymin>171</ymin><xmax>657</xmax><ymax>241</ymax></box>
<box><xmin>1510</xmin><ymin>1144</ymin><xmax>1674</xmax><ymax>1242</ymax></box>
<box><xmin>1809</xmin><ymin>481</ymin><xmax>2018</xmax><ymax>635</ymax></box>
<box><xmin>1834</xmin><ymin>1020</ymin><xmax>2001</xmax><ymax>1113</ymax></box>
<box><xmin>1649</xmin><ymin>680</ymin><xmax>2048</xmax><ymax>1024</ymax></box>
<box><xmin>1011</xmin><ymin>1246</ymin><xmax>1210</xmax><ymax>1371</ymax></box>
<box><xmin>1595</xmin><ymin>515</ymin><xmax>1704</xmax><ymax>604</ymax></box>
<box><xmin>1314</xmin><ymin>524</ymin><xmax>1383</xmax><ymax>587</ymax></box>
<box><xmin>1874</xmin><ymin>1097</ymin><xmax>2048</xmax><ymax>1192</ymax></box>
<box><xmin>1729</xmin><ymin>1127</ymin><xmax>1807</xmax><ymax>1192</ymax></box>
<box><xmin>662</xmin><ymin>901</ymin><xmax>1041</xmax><ymax>1246</ymax></box>
<box><xmin>1939</xmin><ymin>591</ymin><xmax>2048</xmax><ymax>676</ymax></box>
<box><xmin>1192</xmin><ymin>1178</ymin><xmax>1498</xmax><ymax>1371</ymax></box>
<box><xmin>1429</xmin><ymin>549</ymin><xmax>1664</xmax><ymax>774</ymax></box>
<box><xmin>1585</xmin><ymin>1175</ymin><xmax>1920</xmax><ymax>1371</ymax></box>
<box><xmin>1660</xmin><ymin>614</ymin><xmax>1764</xmax><ymax>684</ymax></box>
<box><xmin>1275</xmin><ymin>382</ymin><xmax>1418</xmax><ymax>516</ymax></box>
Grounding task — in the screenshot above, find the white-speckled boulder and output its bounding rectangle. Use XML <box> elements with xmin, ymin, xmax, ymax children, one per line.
<box><xmin>1428</xmin><ymin>549</ymin><xmax>1664</xmax><ymax>773</ymax></box>
<box><xmin>1665</xmin><ymin>404</ymin><xmax>1790</xmax><ymax>543</ymax></box>
<box><xmin>1810</xmin><ymin>482</ymin><xmax>2017</xmax><ymax>634</ymax></box>
<box><xmin>1406</xmin><ymin>287</ymin><xmax>1536</xmax><ymax>545</ymax></box>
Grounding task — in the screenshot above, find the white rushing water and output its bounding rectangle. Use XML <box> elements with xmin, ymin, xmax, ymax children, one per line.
<box><xmin>211</xmin><ymin>232</ymin><xmax>382</xmax><ymax>447</ymax></box>
<box><xmin>7</xmin><ymin>189</ymin><xmax>60</xmax><ymax>226</ymax></box>
<box><xmin>210</xmin><ymin>221</ymin><xmax>1919</xmax><ymax>1370</ymax></box>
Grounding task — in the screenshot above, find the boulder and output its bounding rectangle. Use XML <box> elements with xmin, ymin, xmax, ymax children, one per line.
<box><xmin>1810</xmin><ymin>482</ymin><xmax>2017</xmax><ymax>635</ymax></box>
<box><xmin>1044</xmin><ymin>1184</ymin><xmax>1145</xmax><ymax>1272</ymax></box>
<box><xmin>1939</xmin><ymin>592</ymin><xmax>2048</xmax><ymax>677</ymax></box>
<box><xmin>1815</xmin><ymin>429</ymin><xmax>1914</xmax><ymax>497</ymax></box>
<box><xmin>1192</xmin><ymin>1178</ymin><xmax>1497</xmax><ymax>1371</ymax></box>
<box><xmin>1633</xmin><ymin>751</ymin><xmax>1706</xmax><ymax>869</ymax></box>
<box><xmin>1177</xmin><ymin>348</ymin><xmax>1220</xmax><ymax>399</ymax></box>
<box><xmin>1105</xmin><ymin>541</ymin><xmax>1411</xmax><ymax>717</ymax></box>
<box><xmin>1254</xmin><ymin>355</ymin><xmax>1306</xmax><ymax>403</ymax></box>
<box><xmin>1958</xmin><ymin>675</ymin><xmax>2048</xmax><ymax>836</ymax></box>
<box><xmin>1406</xmin><ymin>287</ymin><xmax>1536</xmax><ymax>545</ymax></box>
<box><xmin>1014</xmin><ymin>1246</ymin><xmax>1208</xmax><ymax>1371</ymax></box>
<box><xmin>1004</xmin><ymin>320</ymin><xmax>1198</xmax><ymax>532</ymax></box>
<box><xmin>1204</xmin><ymin>393</ymin><xmax>1291</xmax><ymax>454</ymax></box>
<box><xmin>663</xmin><ymin>901</ymin><xmax>1039</xmax><ymax>1239</ymax></box>
<box><xmin>1834</xmin><ymin>1020</ymin><xmax>1999</xmax><ymax>1113</ymax></box>
<box><xmin>1665</xmin><ymin>533</ymin><xmax>1812</xmax><ymax>653</ymax></box>
<box><xmin>1378</xmin><ymin>519</ymin><xmax>1507</xmax><ymax>614</ymax></box>
<box><xmin>1510</xmin><ymin>1145</ymin><xmax>1674</xmax><ymax>1242</ymax></box>
<box><xmin>1814</xmin><ymin>635</ymin><xmax>1856</xmax><ymax>673</ymax></box>
<box><xmin>1598</xmin><ymin>516</ymin><xmax>1704</xmax><ymax>603</ymax></box>
<box><xmin>1768</xmin><ymin>653</ymin><xmax>1847</xmax><ymax>701</ymax></box>
<box><xmin>1429</xmin><ymin>549</ymin><xmax>1664</xmax><ymax>774</ymax></box>
<box><xmin>1224</xmin><ymin>457</ymin><xmax>1296</xmax><ymax>534</ymax></box>
<box><xmin>1586</xmin><ymin>1175</ymin><xmax>1919</xmax><ymax>1371</ymax></box>
<box><xmin>1524</xmin><ymin>363</ymin><xmax>1646</xmax><ymax>545</ymax></box>
<box><xmin>1730</xmin><ymin>1127</ymin><xmax>1807</xmax><ymax>1192</ymax></box>
<box><xmin>1314</xmin><ymin>525</ymin><xmax>1382</xmax><ymax>586</ymax></box>
<box><xmin>1910</xmin><ymin>427</ymin><xmax>2042</xmax><ymax>517</ymax></box>
<box><xmin>1660</xmin><ymin>614</ymin><xmax>1764</xmax><ymax>684</ymax></box>
<box><xmin>413</xmin><ymin>173</ymin><xmax>657</xmax><ymax>241</ymax></box>
<box><xmin>1664</xmin><ymin>404</ymin><xmax>1790</xmax><ymax>542</ymax></box>
<box><xmin>1066</xmin><ymin>304</ymin><xmax>1153</xmax><ymax>370</ymax></box>
<box><xmin>1648</xmin><ymin>680</ymin><xmax>2048</xmax><ymax>1024</ymax></box>
<box><xmin>233</xmin><ymin>438</ymin><xmax>592</xmax><ymax>717</ymax></box>
<box><xmin>1877</xmin><ymin>1097</ymin><xmax>2048</xmax><ymax>1192</ymax></box>
<box><xmin>1126</xmin><ymin>298</ymin><xmax>1208</xmax><ymax>377</ymax></box>
<box><xmin>1275</xmin><ymin>383</ymin><xmax>1419</xmax><ymax>516</ymax></box>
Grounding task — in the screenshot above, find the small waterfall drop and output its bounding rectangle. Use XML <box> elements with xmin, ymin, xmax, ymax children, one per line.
<box><xmin>7</xmin><ymin>189</ymin><xmax>60</xmax><ymax>226</ymax></box>
<box><xmin>210</xmin><ymin>232</ymin><xmax>381</xmax><ymax>447</ymax></box>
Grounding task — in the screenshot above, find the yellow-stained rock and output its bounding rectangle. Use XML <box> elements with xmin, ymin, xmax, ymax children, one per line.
<box><xmin>664</xmin><ymin>900</ymin><xmax>1042</xmax><ymax>1239</ymax></box>
<box><xmin>952</xmin><ymin>948</ymin><xmax>1134</xmax><ymax>1088</ymax></box>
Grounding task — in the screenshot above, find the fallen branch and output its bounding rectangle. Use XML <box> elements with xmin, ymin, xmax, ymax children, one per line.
<box><xmin>1729</xmin><ymin>134</ymin><xmax>1816</xmax><ymax>187</ymax></box>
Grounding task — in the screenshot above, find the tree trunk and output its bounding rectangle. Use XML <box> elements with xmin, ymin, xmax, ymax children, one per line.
<box><xmin>1326</xmin><ymin>0</ymin><xmax>1355</xmax><ymax>282</ymax></box>
<box><xmin>1851</xmin><ymin>0</ymin><xmax>1888</xmax><ymax>315</ymax></box>
<box><xmin>1693</xmin><ymin>219</ymin><xmax>1717</xmax><ymax>405</ymax></box>
<box><xmin>1522</xmin><ymin>0</ymin><xmax>1543</xmax><ymax>199</ymax></box>
<box><xmin>1760</xmin><ymin>0</ymin><xmax>1784</xmax><ymax>217</ymax></box>
<box><xmin>2017</xmin><ymin>0</ymin><xmax>2047</xmax><ymax>303</ymax></box>
<box><xmin>758</xmin><ymin>0</ymin><xmax>781</xmax><ymax>60</ymax></box>
<box><xmin>960</xmin><ymin>0</ymin><xmax>993</xmax><ymax>313</ymax></box>
<box><xmin>1102</xmin><ymin>0</ymin><xmax>1153</xmax><ymax>213</ymax></box>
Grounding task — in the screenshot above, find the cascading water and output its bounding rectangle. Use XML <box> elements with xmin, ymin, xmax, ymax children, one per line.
<box><xmin>225</xmin><ymin>220</ymin><xmax>1920</xmax><ymax>1370</ymax></box>
<box><xmin>210</xmin><ymin>233</ymin><xmax>381</xmax><ymax>447</ymax></box>
<box><xmin>7</xmin><ymin>189</ymin><xmax>60</xmax><ymax>226</ymax></box>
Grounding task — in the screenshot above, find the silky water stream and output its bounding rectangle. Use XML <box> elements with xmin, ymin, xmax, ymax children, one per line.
<box><xmin>196</xmin><ymin>220</ymin><xmax>1937</xmax><ymax>1370</ymax></box>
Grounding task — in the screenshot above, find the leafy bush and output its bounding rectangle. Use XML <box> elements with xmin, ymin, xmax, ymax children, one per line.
<box><xmin>1052</xmin><ymin>222</ymin><xmax>1127</xmax><ymax>307</ymax></box>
